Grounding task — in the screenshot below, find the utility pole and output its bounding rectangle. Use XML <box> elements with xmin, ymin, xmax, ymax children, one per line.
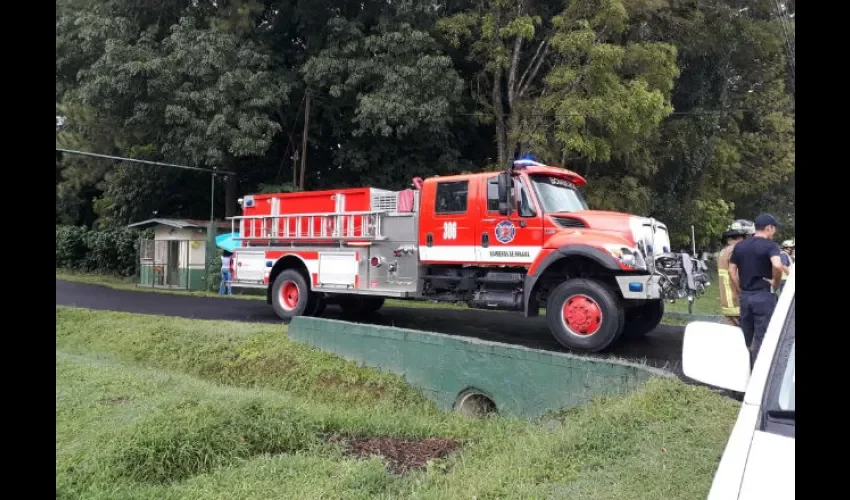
<box><xmin>299</xmin><ymin>91</ymin><xmax>311</xmax><ymax>189</ymax></box>
<box><xmin>292</xmin><ymin>149</ymin><xmax>299</xmax><ymax>187</ymax></box>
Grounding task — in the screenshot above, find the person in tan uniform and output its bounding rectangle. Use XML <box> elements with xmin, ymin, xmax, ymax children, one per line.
<box><xmin>717</xmin><ymin>220</ymin><xmax>755</xmax><ymax>326</ymax></box>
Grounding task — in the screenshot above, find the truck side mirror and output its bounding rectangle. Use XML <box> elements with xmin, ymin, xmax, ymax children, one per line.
<box><xmin>497</xmin><ymin>172</ymin><xmax>514</xmax><ymax>216</ymax></box>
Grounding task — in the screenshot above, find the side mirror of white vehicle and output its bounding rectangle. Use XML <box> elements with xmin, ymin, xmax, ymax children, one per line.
<box><xmin>682</xmin><ymin>321</ymin><xmax>751</xmax><ymax>393</ymax></box>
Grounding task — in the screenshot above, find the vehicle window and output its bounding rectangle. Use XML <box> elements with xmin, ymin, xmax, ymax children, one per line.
<box><xmin>435</xmin><ymin>180</ymin><xmax>469</xmax><ymax>215</ymax></box>
<box><xmin>761</xmin><ymin>296</ymin><xmax>795</xmax><ymax>438</ymax></box>
<box><xmin>517</xmin><ymin>182</ymin><xmax>535</xmax><ymax>217</ymax></box>
<box><xmin>528</xmin><ymin>174</ymin><xmax>589</xmax><ymax>213</ymax></box>
<box><xmin>777</xmin><ymin>343</ymin><xmax>795</xmax><ymax>411</ymax></box>
<box><xmin>486</xmin><ymin>177</ymin><xmax>500</xmax><ymax>212</ymax></box>
<box><xmin>487</xmin><ymin>177</ymin><xmax>536</xmax><ymax>216</ymax></box>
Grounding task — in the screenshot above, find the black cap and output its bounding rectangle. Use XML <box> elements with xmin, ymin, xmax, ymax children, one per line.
<box><xmin>754</xmin><ymin>213</ymin><xmax>781</xmax><ymax>228</ymax></box>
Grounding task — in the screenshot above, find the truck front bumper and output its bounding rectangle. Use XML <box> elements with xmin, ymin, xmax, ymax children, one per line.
<box><xmin>615</xmin><ymin>275</ymin><xmax>663</xmax><ymax>300</ymax></box>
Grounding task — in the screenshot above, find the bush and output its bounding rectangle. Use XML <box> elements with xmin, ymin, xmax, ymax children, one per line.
<box><xmin>56</xmin><ymin>226</ymin><xmax>140</xmax><ymax>276</ymax></box>
<box><xmin>205</xmin><ymin>251</ymin><xmax>223</xmax><ymax>292</ymax></box>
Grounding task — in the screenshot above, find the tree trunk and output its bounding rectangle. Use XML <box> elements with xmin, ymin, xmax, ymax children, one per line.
<box><xmin>508</xmin><ymin>110</ymin><xmax>520</xmax><ymax>161</ymax></box>
<box><xmin>493</xmin><ymin>68</ymin><xmax>506</xmax><ymax>166</ymax></box>
<box><xmin>299</xmin><ymin>93</ymin><xmax>311</xmax><ymax>189</ymax></box>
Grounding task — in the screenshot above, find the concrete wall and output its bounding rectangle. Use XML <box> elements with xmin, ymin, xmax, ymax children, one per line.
<box><xmin>289</xmin><ymin>317</ymin><xmax>671</xmax><ymax>419</ymax></box>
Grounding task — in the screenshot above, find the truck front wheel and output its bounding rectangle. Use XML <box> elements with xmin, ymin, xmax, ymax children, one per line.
<box><xmin>622</xmin><ymin>300</ymin><xmax>664</xmax><ymax>338</ymax></box>
<box><xmin>271</xmin><ymin>270</ymin><xmax>315</xmax><ymax>320</ymax></box>
<box><xmin>546</xmin><ymin>279</ymin><xmax>625</xmax><ymax>353</ymax></box>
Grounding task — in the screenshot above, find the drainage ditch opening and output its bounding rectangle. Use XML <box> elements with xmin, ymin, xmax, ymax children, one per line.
<box><xmin>454</xmin><ymin>390</ymin><xmax>498</xmax><ymax>417</ymax></box>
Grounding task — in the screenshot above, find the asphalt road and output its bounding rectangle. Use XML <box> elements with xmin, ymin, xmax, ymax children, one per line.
<box><xmin>56</xmin><ymin>279</ymin><xmax>687</xmax><ymax>373</ymax></box>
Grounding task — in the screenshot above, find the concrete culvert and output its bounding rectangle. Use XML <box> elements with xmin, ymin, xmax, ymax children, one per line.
<box><xmin>454</xmin><ymin>390</ymin><xmax>498</xmax><ymax>417</ymax></box>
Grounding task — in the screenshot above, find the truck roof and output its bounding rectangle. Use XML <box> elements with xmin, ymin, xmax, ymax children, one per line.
<box><xmin>424</xmin><ymin>164</ymin><xmax>587</xmax><ymax>187</ymax></box>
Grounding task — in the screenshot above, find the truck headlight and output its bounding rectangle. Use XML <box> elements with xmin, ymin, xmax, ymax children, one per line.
<box><xmin>603</xmin><ymin>245</ymin><xmax>647</xmax><ymax>271</ymax></box>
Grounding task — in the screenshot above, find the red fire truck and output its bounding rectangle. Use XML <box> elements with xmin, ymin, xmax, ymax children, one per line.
<box><xmin>229</xmin><ymin>159</ymin><xmax>708</xmax><ymax>353</ymax></box>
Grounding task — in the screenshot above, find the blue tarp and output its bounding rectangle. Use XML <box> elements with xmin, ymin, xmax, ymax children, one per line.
<box><xmin>215</xmin><ymin>232</ymin><xmax>241</xmax><ymax>253</ymax></box>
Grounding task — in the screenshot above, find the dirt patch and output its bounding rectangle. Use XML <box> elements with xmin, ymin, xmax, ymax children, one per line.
<box><xmin>333</xmin><ymin>436</ymin><xmax>459</xmax><ymax>474</ymax></box>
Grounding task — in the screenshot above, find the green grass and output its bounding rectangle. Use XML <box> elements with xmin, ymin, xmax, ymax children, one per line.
<box><xmin>57</xmin><ymin>307</ymin><xmax>739</xmax><ymax>499</ymax></box>
<box><xmin>57</xmin><ymin>268</ymin><xmax>723</xmax><ymax>319</ymax></box>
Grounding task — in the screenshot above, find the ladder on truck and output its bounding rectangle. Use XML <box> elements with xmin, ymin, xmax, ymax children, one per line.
<box><xmin>228</xmin><ymin>210</ymin><xmax>387</xmax><ymax>243</ymax></box>
<box><xmin>228</xmin><ymin>188</ymin><xmax>413</xmax><ymax>244</ymax></box>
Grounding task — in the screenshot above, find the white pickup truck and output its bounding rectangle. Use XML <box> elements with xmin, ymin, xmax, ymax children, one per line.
<box><xmin>683</xmin><ymin>267</ymin><xmax>795</xmax><ymax>500</ymax></box>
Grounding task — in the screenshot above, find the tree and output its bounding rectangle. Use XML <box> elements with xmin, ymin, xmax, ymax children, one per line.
<box><xmin>59</xmin><ymin>4</ymin><xmax>290</xmax><ymax>222</ymax></box>
<box><xmin>302</xmin><ymin>3</ymin><xmax>469</xmax><ymax>187</ymax></box>
<box><xmin>438</xmin><ymin>0</ymin><xmax>678</xmax><ymax>169</ymax></box>
<box><xmin>646</xmin><ymin>0</ymin><xmax>795</xmax><ymax>247</ymax></box>
<box><xmin>438</xmin><ymin>0</ymin><xmax>558</xmax><ymax>165</ymax></box>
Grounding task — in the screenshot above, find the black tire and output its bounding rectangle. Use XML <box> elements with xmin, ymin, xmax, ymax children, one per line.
<box><xmin>546</xmin><ymin>278</ymin><xmax>625</xmax><ymax>353</ymax></box>
<box><xmin>622</xmin><ymin>300</ymin><xmax>665</xmax><ymax>338</ymax></box>
<box><xmin>271</xmin><ymin>270</ymin><xmax>313</xmax><ymax>320</ymax></box>
<box><xmin>339</xmin><ymin>296</ymin><xmax>385</xmax><ymax>315</ymax></box>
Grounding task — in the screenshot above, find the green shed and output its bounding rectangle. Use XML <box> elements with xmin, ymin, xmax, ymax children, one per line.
<box><xmin>128</xmin><ymin>218</ymin><xmax>231</xmax><ymax>291</ymax></box>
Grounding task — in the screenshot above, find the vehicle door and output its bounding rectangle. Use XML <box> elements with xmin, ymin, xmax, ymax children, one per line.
<box><xmin>418</xmin><ymin>178</ymin><xmax>476</xmax><ymax>264</ymax></box>
<box><xmin>737</xmin><ymin>296</ymin><xmax>795</xmax><ymax>499</ymax></box>
<box><xmin>474</xmin><ymin>174</ymin><xmax>545</xmax><ymax>266</ymax></box>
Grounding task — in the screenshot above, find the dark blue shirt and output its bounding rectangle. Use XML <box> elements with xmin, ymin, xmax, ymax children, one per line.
<box><xmin>730</xmin><ymin>237</ymin><xmax>781</xmax><ymax>292</ymax></box>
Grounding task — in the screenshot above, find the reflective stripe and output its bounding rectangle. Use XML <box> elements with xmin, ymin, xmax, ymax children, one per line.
<box><xmin>718</xmin><ymin>268</ymin><xmax>738</xmax><ymax>313</ymax></box>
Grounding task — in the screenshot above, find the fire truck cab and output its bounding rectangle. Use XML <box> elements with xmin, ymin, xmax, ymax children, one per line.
<box><xmin>230</xmin><ymin>159</ymin><xmax>707</xmax><ymax>353</ymax></box>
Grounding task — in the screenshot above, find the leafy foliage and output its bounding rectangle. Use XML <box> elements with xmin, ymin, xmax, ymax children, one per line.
<box><xmin>56</xmin><ymin>225</ymin><xmax>141</xmax><ymax>276</ymax></box>
<box><xmin>56</xmin><ymin>0</ymin><xmax>794</xmax><ymax>246</ymax></box>
<box><xmin>304</xmin><ymin>18</ymin><xmax>464</xmax><ymax>139</ymax></box>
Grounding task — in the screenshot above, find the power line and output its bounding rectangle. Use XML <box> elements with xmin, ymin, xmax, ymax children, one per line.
<box><xmin>771</xmin><ymin>0</ymin><xmax>795</xmax><ymax>91</ymax></box>
<box><xmin>55</xmin><ymin>148</ymin><xmax>236</xmax><ymax>175</ymax></box>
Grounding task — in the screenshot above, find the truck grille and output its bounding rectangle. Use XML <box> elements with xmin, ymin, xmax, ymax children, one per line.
<box><xmin>551</xmin><ymin>216</ymin><xmax>587</xmax><ymax>228</ymax></box>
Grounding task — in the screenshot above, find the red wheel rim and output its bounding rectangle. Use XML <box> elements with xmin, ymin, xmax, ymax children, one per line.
<box><xmin>561</xmin><ymin>294</ymin><xmax>603</xmax><ymax>336</ymax></box>
<box><xmin>280</xmin><ymin>281</ymin><xmax>300</xmax><ymax>310</ymax></box>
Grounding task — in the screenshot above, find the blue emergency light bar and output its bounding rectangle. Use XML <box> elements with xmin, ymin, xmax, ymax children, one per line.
<box><xmin>513</xmin><ymin>158</ymin><xmax>546</xmax><ymax>168</ymax></box>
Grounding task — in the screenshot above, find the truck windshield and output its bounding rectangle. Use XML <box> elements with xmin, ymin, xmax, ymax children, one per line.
<box><xmin>528</xmin><ymin>174</ymin><xmax>589</xmax><ymax>213</ymax></box>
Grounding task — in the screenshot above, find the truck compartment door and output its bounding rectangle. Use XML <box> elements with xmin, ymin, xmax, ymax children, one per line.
<box><xmin>318</xmin><ymin>252</ymin><xmax>359</xmax><ymax>288</ymax></box>
<box><xmin>233</xmin><ymin>250</ymin><xmax>266</xmax><ymax>284</ymax></box>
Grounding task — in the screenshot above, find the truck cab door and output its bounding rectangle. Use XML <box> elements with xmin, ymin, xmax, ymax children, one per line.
<box><xmin>417</xmin><ymin>178</ymin><xmax>476</xmax><ymax>264</ymax></box>
<box><xmin>475</xmin><ymin>174</ymin><xmax>544</xmax><ymax>266</ymax></box>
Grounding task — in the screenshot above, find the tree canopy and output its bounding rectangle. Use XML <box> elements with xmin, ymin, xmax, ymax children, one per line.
<box><xmin>56</xmin><ymin>0</ymin><xmax>795</xmax><ymax>247</ymax></box>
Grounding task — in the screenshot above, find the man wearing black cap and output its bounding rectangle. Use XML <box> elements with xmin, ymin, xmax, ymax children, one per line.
<box><xmin>729</xmin><ymin>213</ymin><xmax>790</xmax><ymax>366</ymax></box>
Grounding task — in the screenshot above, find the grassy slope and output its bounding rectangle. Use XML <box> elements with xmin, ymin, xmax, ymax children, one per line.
<box><xmin>57</xmin><ymin>307</ymin><xmax>739</xmax><ymax>500</ymax></box>
<box><xmin>55</xmin><ymin>268</ymin><xmax>721</xmax><ymax>317</ymax></box>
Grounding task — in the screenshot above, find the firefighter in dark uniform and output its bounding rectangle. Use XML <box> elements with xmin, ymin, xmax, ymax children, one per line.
<box><xmin>729</xmin><ymin>214</ymin><xmax>790</xmax><ymax>367</ymax></box>
<box><xmin>717</xmin><ymin>220</ymin><xmax>755</xmax><ymax>326</ymax></box>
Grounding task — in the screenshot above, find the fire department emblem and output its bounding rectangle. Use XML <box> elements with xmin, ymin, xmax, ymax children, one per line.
<box><xmin>494</xmin><ymin>220</ymin><xmax>516</xmax><ymax>244</ymax></box>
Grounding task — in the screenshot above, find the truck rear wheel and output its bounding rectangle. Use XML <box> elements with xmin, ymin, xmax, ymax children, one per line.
<box><xmin>271</xmin><ymin>270</ymin><xmax>314</xmax><ymax>320</ymax></box>
<box><xmin>340</xmin><ymin>296</ymin><xmax>385</xmax><ymax>316</ymax></box>
<box><xmin>546</xmin><ymin>279</ymin><xmax>625</xmax><ymax>353</ymax></box>
<box><xmin>622</xmin><ymin>300</ymin><xmax>664</xmax><ymax>338</ymax></box>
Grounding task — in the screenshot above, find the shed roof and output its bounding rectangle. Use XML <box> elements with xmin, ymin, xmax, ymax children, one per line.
<box><xmin>126</xmin><ymin>218</ymin><xmax>231</xmax><ymax>230</ymax></box>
